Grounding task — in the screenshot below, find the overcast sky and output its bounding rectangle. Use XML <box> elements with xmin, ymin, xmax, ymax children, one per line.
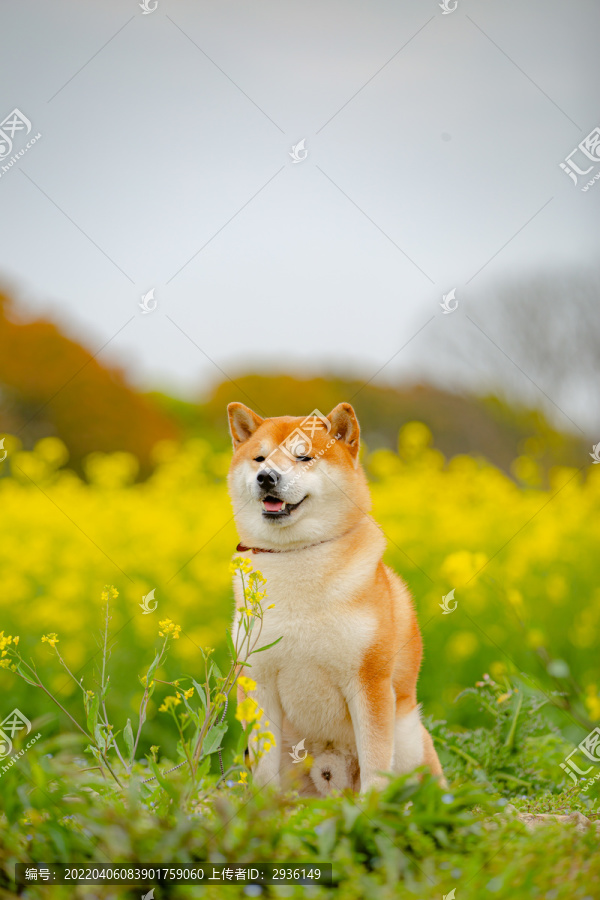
<box><xmin>1</xmin><ymin>0</ymin><xmax>599</xmax><ymax>428</ymax></box>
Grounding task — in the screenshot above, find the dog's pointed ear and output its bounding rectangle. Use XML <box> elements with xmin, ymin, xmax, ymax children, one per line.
<box><xmin>327</xmin><ymin>403</ymin><xmax>360</xmax><ymax>459</ymax></box>
<box><xmin>228</xmin><ymin>403</ymin><xmax>264</xmax><ymax>449</ymax></box>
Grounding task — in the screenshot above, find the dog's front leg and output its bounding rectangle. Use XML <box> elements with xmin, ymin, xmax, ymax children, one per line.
<box><xmin>346</xmin><ymin>679</ymin><xmax>395</xmax><ymax>794</ymax></box>
<box><xmin>248</xmin><ymin>683</ymin><xmax>283</xmax><ymax>790</ymax></box>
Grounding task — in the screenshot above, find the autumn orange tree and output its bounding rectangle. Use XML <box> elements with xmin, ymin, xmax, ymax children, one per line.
<box><xmin>0</xmin><ymin>291</ymin><xmax>178</xmax><ymax>475</ymax></box>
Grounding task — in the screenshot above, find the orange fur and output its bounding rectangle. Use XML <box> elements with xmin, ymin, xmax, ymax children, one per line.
<box><xmin>227</xmin><ymin>402</ymin><xmax>443</xmax><ymax>794</ymax></box>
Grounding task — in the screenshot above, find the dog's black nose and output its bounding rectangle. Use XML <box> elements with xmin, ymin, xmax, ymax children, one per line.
<box><xmin>257</xmin><ymin>468</ymin><xmax>280</xmax><ymax>490</ymax></box>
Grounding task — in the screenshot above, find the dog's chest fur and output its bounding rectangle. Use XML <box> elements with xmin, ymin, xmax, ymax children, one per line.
<box><xmin>233</xmin><ymin>546</ymin><xmax>378</xmax><ymax>748</ymax></box>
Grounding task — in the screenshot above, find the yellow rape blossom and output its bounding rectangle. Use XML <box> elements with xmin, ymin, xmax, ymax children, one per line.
<box><xmin>0</xmin><ymin>427</ymin><xmax>598</xmax><ymax>757</ymax></box>
<box><xmin>158</xmin><ymin>619</ymin><xmax>181</xmax><ymax>639</ymax></box>
<box><xmin>159</xmin><ymin>696</ymin><xmax>181</xmax><ymax>713</ymax></box>
<box><xmin>584</xmin><ymin>685</ymin><xmax>600</xmax><ymax>721</ymax></box>
<box><xmin>41</xmin><ymin>633</ymin><xmax>59</xmax><ymax>648</ymax></box>
<box><xmin>230</xmin><ymin>557</ymin><xmax>253</xmax><ymax>575</ymax></box>
<box><xmin>179</xmin><ymin>687</ymin><xmax>194</xmax><ymax>700</ymax></box>
<box><xmin>0</xmin><ymin>632</ymin><xmax>19</xmax><ymax>651</ymax></box>
<box><xmin>235</xmin><ymin>697</ymin><xmax>263</xmax><ymax>723</ymax></box>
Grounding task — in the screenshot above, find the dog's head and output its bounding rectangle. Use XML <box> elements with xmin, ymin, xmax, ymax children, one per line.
<box><xmin>227</xmin><ymin>403</ymin><xmax>371</xmax><ymax>549</ymax></box>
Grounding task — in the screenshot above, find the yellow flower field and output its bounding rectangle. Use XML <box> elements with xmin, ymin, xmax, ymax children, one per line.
<box><xmin>1</xmin><ymin>423</ymin><xmax>598</xmax><ymax>748</ymax></box>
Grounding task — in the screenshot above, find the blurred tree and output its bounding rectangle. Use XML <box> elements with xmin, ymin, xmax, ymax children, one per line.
<box><xmin>430</xmin><ymin>267</ymin><xmax>599</xmax><ymax>438</ymax></box>
<box><xmin>0</xmin><ymin>291</ymin><xmax>179</xmax><ymax>475</ymax></box>
<box><xmin>152</xmin><ymin>373</ymin><xmax>586</xmax><ymax>478</ymax></box>
<box><xmin>1</xmin><ymin>282</ymin><xmax>589</xmax><ymax>483</ymax></box>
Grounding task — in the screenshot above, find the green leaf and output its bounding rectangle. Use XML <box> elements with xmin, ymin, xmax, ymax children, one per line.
<box><xmin>16</xmin><ymin>663</ymin><xmax>38</xmax><ymax>686</ymax></box>
<box><xmin>123</xmin><ymin>718</ymin><xmax>134</xmax><ymax>764</ymax></box>
<box><xmin>87</xmin><ymin>745</ymin><xmax>102</xmax><ymax>763</ymax></box>
<box><xmin>93</xmin><ymin>723</ymin><xmax>106</xmax><ymax>752</ymax></box>
<box><xmin>342</xmin><ymin>803</ymin><xmax>362</xmax><ymax>831</ymax></box>
<box><xmin>138</xmin><ymin>699</ymin><xmax>148</xmax><ymax>729</ymax></box>
<box><xmin>146</xmin><ymin>756</ymin><xmax>178</xmax><ymax>799</ymax></box>
<box><xmin>86</xmin><ymin>692</ymin><xmax>100</xmax><ymax>736</ymax></box>
<box><xmin>191</xmin><ymin>679</ymin><xmax>207</xmax><ymax>714</ymax></box>
<box><xmin>236</xmin><ymin>724</ymin><xmax>250</xmax><ymax>760</ymax></box>
<box><xmin>250</xmin><ymin>635</ymin><xmax>283</xmax><ymax>654</ymax></box>
<box><xmin>201</xmin><ymin>722</ymin><xmax>228</xmax><ymax>757</ymax></box>
<box><xmin>317</xmin><ymin>818</ymin><xmax>338</xmax><ymax>857</ymax></box>
<box><xmin>146</xmin><ymin>651</ymin><xmax>161</xmax><ymax>686</ymax></box>
<box><xmin>225</xmin><ymin>629</ymin><xmax>238</xmax><ymax>664</ymax></box>
<box><xmin>504</xmin><ymin>690</ymin><xmax>523</xmax><ymax>751</ymax></box>
<box><xmin>48</xmin><ymin>825</ymin><xmax>69</xmax><ymax>859</ymax></box>
<box><xmin>183</xmin><ymin>704</ymin><xmax>200</xmax><ymax>728</ymax></box>
<box><xmin>196</xmin><ymin>756</ymin><xmax>211</xmax><ymax>782</ymax></box>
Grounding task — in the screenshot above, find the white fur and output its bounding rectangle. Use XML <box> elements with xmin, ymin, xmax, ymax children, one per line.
<box><xmin>232</xmin><ymin>534</ymin><xmax>382</xmax><ymax>787</ymax></box>
<box><xmin>392</xmin><ymin>707</ymin><xmax>424</xmax><ymax>774</ymax></box>
<box><xmin>309</xmin><ymin>749</ymin><xmax>358</xmax><ymax>796</ymax></box>
<box><xmin>228</xmin><ymin>409</ymin><xmax>437</xmax><ymax>793</ymax></box>
<box><xmin>229</xmin><ymin>453</ymin><xmax>370</xmax><ymax>551</ymax></box>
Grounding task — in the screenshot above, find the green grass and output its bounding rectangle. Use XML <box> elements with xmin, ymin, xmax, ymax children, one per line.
<box><xmin>1</xmin><ymin>675</ymin><xmax>598</xmax><ymax>900</ymax></box>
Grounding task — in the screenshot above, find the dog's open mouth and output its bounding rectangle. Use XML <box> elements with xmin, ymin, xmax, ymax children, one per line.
<box><xmin>261</xmin><ymin>495</ymin><xmax>307</xmax><ymax>517</ymax></box>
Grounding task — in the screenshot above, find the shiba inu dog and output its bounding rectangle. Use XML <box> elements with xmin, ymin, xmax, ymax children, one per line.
<box><xmin>228</xmin><ymin>402</ymin><xmax>443</xmax><ymax>795</ymax></box>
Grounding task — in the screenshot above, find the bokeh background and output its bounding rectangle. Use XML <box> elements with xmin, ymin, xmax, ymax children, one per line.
<box><xmin>1</xmin><ymin>0</ymin><xmax>599</xmax><ymax>758</ymax></box>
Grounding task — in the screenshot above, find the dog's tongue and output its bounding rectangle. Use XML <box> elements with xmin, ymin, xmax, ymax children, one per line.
<box><xmin>264</xmin><ymin>498</ymin><xmax>284</xmax><ymax>512</ymax></box>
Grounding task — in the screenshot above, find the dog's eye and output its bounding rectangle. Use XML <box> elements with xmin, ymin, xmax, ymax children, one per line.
<box><xmin>297</xmin><ymin>456</ymin><xmax>312</xmax><ymax>462</ymax></box>
<box><xmin>254</xmin><ymin>456</ymin><xmax>265</xmax><ymax>462</ymax></box>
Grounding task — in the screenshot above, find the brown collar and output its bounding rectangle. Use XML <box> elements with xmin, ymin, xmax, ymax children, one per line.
<box><xmin>236</xmin><ymin>541</ymin><xmax>322</xmax><ymax>554</ymax></box>
<box><xmin>236</xmin><ymin>542</ymin><xmax>277</xmax><ymax>554</ymax></box>
<box><xmin>236</xmin><ymin>525</ymin><xmax>361</xmax><ymax>555</ymax></box>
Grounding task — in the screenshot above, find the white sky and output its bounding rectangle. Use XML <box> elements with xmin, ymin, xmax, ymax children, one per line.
<box><xmin>1</xmin><ymin>0</ymin><xmax>599</xmax><ymax>425</ymax></box>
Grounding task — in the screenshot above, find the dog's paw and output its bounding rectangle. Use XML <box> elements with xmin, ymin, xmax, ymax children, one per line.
<box><xmin>253</xmin><ymin>757</ymin><xmax>281</xmax><ymax>790</ymax></box>
<box><xmin>359</xmin><ymin>774</ymin><xmax>389</xmax><ymax>796</ymax></box>
<box><xmin>254</xmin><ymin>770</ymin><xmax>280</xmax><ymax>790</ymax></box>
